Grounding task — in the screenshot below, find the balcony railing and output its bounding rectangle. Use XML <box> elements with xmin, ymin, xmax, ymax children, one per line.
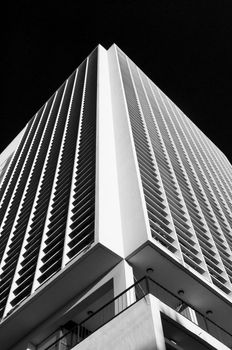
<box><xmin>44</xmin><ymin>276</ymin><xmax>232</xmax><ymax>350</ymax></box>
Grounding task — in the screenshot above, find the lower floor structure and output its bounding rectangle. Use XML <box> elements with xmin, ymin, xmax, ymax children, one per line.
<box><xmin>6</xmin><ymin>260</ymin><xmax>231</xmax><ymax>350</ymax></box>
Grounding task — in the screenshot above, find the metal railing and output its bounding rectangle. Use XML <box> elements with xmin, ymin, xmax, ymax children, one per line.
<box><xmin>44</xmin><ymin>276</ymin><xmax>232</xmax><ymax>350</ymax></box>
<box><xmin>147</xmin><ymin>277</ymin><xmax>232</xmax><ymax>348</ymax></box>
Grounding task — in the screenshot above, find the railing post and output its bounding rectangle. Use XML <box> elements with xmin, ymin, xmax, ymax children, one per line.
<box><xmin>42</xmin><ymin>275</ymin><xmax>232</xmax><ymax>350</ymax></box>
<box><xmin>204</xmin><ymin>316</ymin><xmax>209</xmax><ymax>333</ymax></box>
<box><xmin>145</xmin><ymin>276</ymin><xmax>150</xmax><ymax>294</ymax></box>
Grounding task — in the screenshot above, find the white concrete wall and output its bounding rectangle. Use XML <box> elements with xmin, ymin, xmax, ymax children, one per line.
<box><xmin>74</xmin><ymin>295</ymin><xmax>166</xmax><ymax>350</ymax></box>
<box><xmin>73</xmin><ymin>293</ymin><xmax>229</xmax><ymax>350</ymax></box>
<box><xmin>107</xmin><ymin>44</ymin><xmax>150</xmax><ymax>258</ymax></box>
<box><xmin>95</xmin><ymin>45</ymin><xmax>124</xmax><ymax>258</ymax></box>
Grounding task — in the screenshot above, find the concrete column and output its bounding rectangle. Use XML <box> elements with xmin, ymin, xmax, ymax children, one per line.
<box><xmin>149</xmin><ymin>296</ymin><xmax>166</xmax><ymax>350</ymax></box>
<box><xmin>113</xmin><ymin>260</ymin><xmax>136</xmax><ymax>314</ymax></box>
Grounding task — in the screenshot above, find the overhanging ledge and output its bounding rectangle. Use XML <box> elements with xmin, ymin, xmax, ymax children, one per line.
<box><xmin>0</xmin><ymin>243</ymin><xmax>122</xmax><ymax>349</ymax></box>
<box><xmin>127</xmin><ymin>241</ymin><xmax>232</xmax><ymax>336</ymax></box>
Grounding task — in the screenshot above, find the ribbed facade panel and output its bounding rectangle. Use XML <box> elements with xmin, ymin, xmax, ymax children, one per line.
<box><xmin>67</xmin><ymin>50</ymin><xmax>97</xmax><ymax>260</ymax></box>
<box><xmin>0</xmin><ymin>49</ymin><xmax>97</xmax><ymax>318</ymax></box>
<box><xmin>0</xmin><ymin>43</ymin><xmax>232</xmax><ymax>330</ymax></box>
<box><xmin>116</xmin><ymin>47</ymin><xmax>232</xmax><ymax>297</ymax></box>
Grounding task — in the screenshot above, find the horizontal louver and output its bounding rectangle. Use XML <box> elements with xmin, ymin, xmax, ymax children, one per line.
<box><xmin>0</xmin><ymin>50</ymin><xmax>97</xmax><ymax>318</ymax></box>
<box><xmin>117</xmin><ymin>46</ymin><xmax>232</xmax><ymax>296</ymax></box>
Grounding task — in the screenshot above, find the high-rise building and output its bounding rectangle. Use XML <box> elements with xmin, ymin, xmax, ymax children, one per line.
<box><xmin>0</xmin><ymin>44</ymin><xmax>232</xmax><ymax>350</ymax></box>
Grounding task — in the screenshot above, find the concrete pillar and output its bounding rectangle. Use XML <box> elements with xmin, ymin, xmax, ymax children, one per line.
<box><xmin>149</xmin><ymin>296</ymin><xmax>166</xmax><ymax>350</ymax></box>
<box><xmin>113</xmin><ymin>260</ymin><xmax>136</xmax><ymax>314</ymax></box>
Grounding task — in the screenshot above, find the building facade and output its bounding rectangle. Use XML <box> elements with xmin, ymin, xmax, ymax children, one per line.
<box><xmin>0</xmin><ymin>44</ymin><xmax>232</xmax><ymax>350</ymax></box>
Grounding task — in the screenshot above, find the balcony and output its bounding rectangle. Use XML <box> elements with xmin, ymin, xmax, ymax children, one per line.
<box><xmin>0</xmin><ymin>244</ymin><xmax>122</xmax><ymax>349</ymax></box>
<box><xmin>41</xmin><ymin>276</ymin><xmax>232</xmax><ymax>350</ymax></box>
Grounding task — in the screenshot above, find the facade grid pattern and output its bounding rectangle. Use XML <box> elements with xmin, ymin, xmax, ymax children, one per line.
<box><xmin>0</xmin><ymin>45</ymin><xmax>232</xmax><ymax>350</ymax></box>
<box><xmin>116</xmin><ymin>46</ymin><xmax>232</xmax><ymax>296</ymax></box>
<box><xmin>0</xmin><ymin>50</ymin><xmax>97</xmax><ymax>319</ymax></box>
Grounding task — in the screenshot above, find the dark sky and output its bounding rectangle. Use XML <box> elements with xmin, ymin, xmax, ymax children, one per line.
<box><xmin>3</xmin><ymin>1</ymin><xmax>232</xmax><ymax>162</ymax></box>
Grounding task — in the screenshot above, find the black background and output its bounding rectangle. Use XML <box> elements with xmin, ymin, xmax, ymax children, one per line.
<box><xmin>2</xmin><ymin>1</ymin><xmax>232</xmax><ymax>162</ymax></box>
